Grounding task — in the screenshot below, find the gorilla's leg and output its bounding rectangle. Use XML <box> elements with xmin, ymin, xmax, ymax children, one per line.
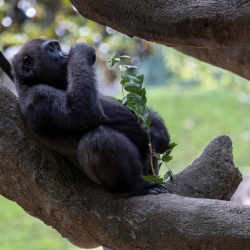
<box><xmin>77</xmin><ymin>126</ymin><xmax>168</xmax><ymax>195</ymax></box>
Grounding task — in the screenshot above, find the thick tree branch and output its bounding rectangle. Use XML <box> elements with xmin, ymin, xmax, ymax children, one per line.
<box><xmin>0</xmin><ymin>86</ymin><xmax>244</xmax><ymax>250</ymax></box>
<box><xmin>71</xmin><ymin>0</ymin><xmax>250</xmax><ymax>80</ymax></box>
<box><xmin>71</xmin><ymin>0</ymin><xmax>250</xmax><ymax>48</ymax></box>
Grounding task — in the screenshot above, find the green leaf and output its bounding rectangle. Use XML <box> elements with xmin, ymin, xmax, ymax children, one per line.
<box><xmin>126</xmin><ymin>93</ymin><xmax>144</xmax><ymax>106</ymax></box>
<box><xmin>124</xmin><ymin>83</ymin><xmax>144</xmax><ymax>95</ymax></box>
<box><xmin>124</xmin><ymin>81</ymin><xmax>141</xmax><ymax>89</ymax></box>
<box><xmin>125</xmin><ymin>65</ymin><xmax>138</xmax><ymax>71</ymax></box>
<box><xmin>116</xmin><ymin>98</ymin><xmax>123</xmax><ymax>104</ymax></box>
<box><xmin>121</xmin><ymin>76</ymin><xmax>130</xmax><ymax>85</ymax></box>
<box><xmin>164</xmin><ymin>170</ymin><xmax>174</xmax><ymax>181</ymax></box>
<box><xmin>126</xmin><ymin>92</ymin><xmax>146</xmax><ymax>107</ymax></box>
<box><xmin>162</xmin><ymin>154</ymin><xmax>173</xmax><ymax>163</ymax></box>
<box><xmin>161</xmin><ymin>142</ymin><xmax>177</xmax><ymax>162</ymax></box>
<box><xmin>126</xmin><ymin>74</ymin><xmax>143</xmax><ymax>87</ymax></box>
<box><xmin>142</xmin><ymin>175</ymin><xmax>165</xmax><ymax>184</ymax></box>
<box><xmin>135</xmin><ymin>74</ymin><xmax>144</xmax><ymax>84</ymax></box>
<box><xmin>169</xmin><ymin>142</ymin><xmax>178</xmax><ymax>150</ymax></box>
<box><xmin>119</xmin><ymin>64</ymin><xmax>128</xmax><ymax>72</ymax></box>
<box><xmin>109</xmin><ymin>57</ymin><xmax>120</xmax><ymax>67</ymax></box>
<box><xmin>119</xmin><ymin>55</ymin><xmax>132</xmax><ymax>62</ymax></box>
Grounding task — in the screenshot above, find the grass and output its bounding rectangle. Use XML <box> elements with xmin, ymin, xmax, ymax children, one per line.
<box><xmin>1</xmin><ymin>86</ymin><xmax>250</xmax><ymax>250</ymax></box>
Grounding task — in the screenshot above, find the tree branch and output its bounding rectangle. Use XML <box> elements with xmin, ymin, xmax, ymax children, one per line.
<box><xmin>71</xmin><ymin>0</ymin><xmax>250</xmax><ymax>80</ymax></box>
<box><xmin>71</xmin><ymin>0</ymin><xmax>250</xmax><ymax>48</ymax></box>
<box><xmin>0</xmin><ymin>86</ymin><xmax>244</xmax><ymax>250</ymax></box>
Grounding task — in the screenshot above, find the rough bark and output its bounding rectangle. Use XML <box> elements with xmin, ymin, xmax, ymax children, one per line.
<box><xmin>71</xmin><ymin>0</ymin><xmax>250</xmax><ymax>80</ymax></box>
<box><xmin>0</xmin><ymin>85</ymin><xmax>246</xmax><ymax>250</ymax></box>
<box><xmin>71</xmin><ymin>0</ymin><xmax>250</xmax><ymax>48</ymax></box>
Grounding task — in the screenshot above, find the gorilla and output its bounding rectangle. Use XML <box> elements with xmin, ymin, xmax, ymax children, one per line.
<box><xmin>12</xmin><ymin>38</ymin><xmax>170</xmax><ymax>195</ymax></box>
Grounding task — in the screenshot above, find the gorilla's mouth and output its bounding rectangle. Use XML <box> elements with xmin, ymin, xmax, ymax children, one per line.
<box><xmin>60</xmin><ymin>51</ymin><xmax>69</xmax><ymax>60</ymax></box>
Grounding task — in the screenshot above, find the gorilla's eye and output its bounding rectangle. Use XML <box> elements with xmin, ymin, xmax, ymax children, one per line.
<box><xmin>49</xmin><ymin>43</ymin><xmax>60</xmax><ymax>52</ymax></box>
<box><xmin>48</xmin><ymin>45</ymin><xmax>55</xmax><ymax>52</ymax></box>
<box><xmin>45</xmin><ymin>41</ymin><xmax>61</xmax><ymax>53</ymax></box>
<box><xmin>23</xmin><ymin>55</ymin><xmax>34</xmax><ymax>68</ymax></box>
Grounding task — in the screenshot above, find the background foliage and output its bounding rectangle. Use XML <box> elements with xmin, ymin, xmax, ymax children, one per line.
<box><xmin>1</xmin><ymin>0</ymin><xmax>250</xmax><ymax>250</ymax></box>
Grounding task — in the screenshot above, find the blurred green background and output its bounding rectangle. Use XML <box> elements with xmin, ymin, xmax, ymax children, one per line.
<box><xmin>1</xmin><ymin>0</ymin><xmax>250</xmax><ymax>249</ymax></box>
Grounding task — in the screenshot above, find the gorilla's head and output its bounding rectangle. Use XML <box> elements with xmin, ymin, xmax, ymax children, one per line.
<box><xmin>12</xmin><ymin>39</ymin><xmax>70</xmax><ymax>89</ymax></box>
<box><xmin>12</xmin><ymin>39</ymin><xmax>97</xmax><ymax>90</ymax></box>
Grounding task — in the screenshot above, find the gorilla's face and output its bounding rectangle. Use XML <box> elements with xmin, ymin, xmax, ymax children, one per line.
<box><xmin>39</xmin><ymin>40</ymin><xmax>69</xmax><ymax>84</ymax></box>
<box><xmin>13</xmin><ymin>39</ymin><xmax>69</xmax><ymax>89</ymax></box>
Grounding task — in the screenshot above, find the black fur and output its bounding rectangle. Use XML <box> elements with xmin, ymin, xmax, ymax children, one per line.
<box><xmin>13</xmin><ymin>39</ymin><xmax>170</xmax><ymax>195</ymax></box>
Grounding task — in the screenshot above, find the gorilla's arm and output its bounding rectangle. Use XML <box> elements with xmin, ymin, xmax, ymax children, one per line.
<box><xmin>20</xmin><ymin>44</ymin><xmax>105</xmax><ymax>134</ymax></box>
<box><xmin>66</xmin><ymin>44</ymin><xmax>105</xmax><ymax>123</ymax></box>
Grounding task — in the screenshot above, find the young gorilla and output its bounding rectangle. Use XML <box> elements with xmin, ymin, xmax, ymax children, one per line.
<box><xmin>12</xmin><ymin>38</ymin><xmax>170</xmax><ymax>195</ymax></box>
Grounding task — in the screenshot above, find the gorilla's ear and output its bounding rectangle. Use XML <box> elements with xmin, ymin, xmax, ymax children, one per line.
<box><xmin>22</xmin><ymin>55</ymin><xmax>34</xmax><ymax>78</ymax></box>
